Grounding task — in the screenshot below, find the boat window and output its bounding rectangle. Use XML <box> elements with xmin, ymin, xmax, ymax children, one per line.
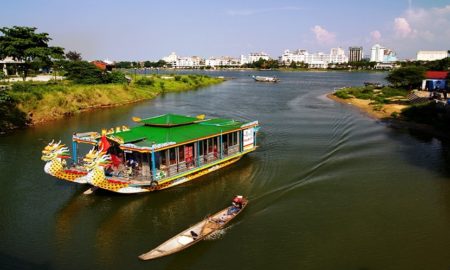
<box><xmin>222</xmin><ymin>133</ymin><xmax>228</xmax><ymax>148</ymax></box>
<box><xmin>179</xmin><ymin>146</ymin><xmax>185</xmax><ymax>162</ymax></box>
<box><xmin>185</xmin><ymin>144</ymin><xmax>194</xmax><ymax>166</ymax></box>
<box><xmin>169</xmin><ymin>148</ymin><xmax>176</xmax><ymax>165</ymax></box>
<box><xmin>198</xmin><ymin>141</ymin><xmax>204</xmax><ymax>156</ymax></box>
<box><xmin>207</xmin><ymin>138</ymin><xmax>214</xmax><ymax>153</ymax></box>
<box><xmin>161</xmin><ymin>150</ymin><xmax>167</xmax><ymax>166</ymax></box>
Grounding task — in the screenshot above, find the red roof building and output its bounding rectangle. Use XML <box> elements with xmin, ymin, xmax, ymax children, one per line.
<box><xmin>425</xmin><ymin>71</ymin><xmax>448</xmax><ymax>79</ymax></box>
<box><xmin>91</xmin><ymin>60</ymin><xmax>115</xmax><ymax>71</ymax></box>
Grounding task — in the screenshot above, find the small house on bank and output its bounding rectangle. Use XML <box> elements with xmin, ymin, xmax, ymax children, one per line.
<box><xmin>91</xmin><ymin>60</ymin><xmax>115</xmax><ymax>71</ymax></box>
<box><xmin>422</xmin><ymin>71</ymin><xmax>448</xmax><ymax>91</ymax></box>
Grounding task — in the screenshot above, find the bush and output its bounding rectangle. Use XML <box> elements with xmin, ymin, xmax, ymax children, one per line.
<box><xmin>103</xmin><ymin>71</ymin><xmax>128</xmax><ymax>84</ymax></box>
<box><xmin>63</xmin><ymin>61</ymin><xmax>104</xmax><ymax>84</ymax></box>
<box><xmin>135</xmin><ymin>77</ymin><xmax>155</xmax><ymax>86</ymax></box>
<box><xmin>0</xmin><ymin>91</ymin><xmax>29</xmax><ymax>131</ymax></box>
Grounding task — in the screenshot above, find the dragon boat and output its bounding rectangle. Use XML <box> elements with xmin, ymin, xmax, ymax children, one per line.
<box><xmin>41</xmin><ymin>114</ymin><xmax>259</xmax><ymax>194</ymax></box>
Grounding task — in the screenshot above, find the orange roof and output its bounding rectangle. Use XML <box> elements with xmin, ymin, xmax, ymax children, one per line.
<box><xmin>91</xmin><ymin>61</ymin><xmax>107</xmax><ymax>71</ymax></box>
<box><xmin>425</xmin><ymin>71</ymin><xmax>448</xmax><ymax>79</ymax></box>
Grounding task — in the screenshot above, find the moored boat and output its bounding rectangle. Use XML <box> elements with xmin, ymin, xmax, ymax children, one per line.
<box><xmin>41</xmin><ymin>114</ymin><xmax>260</xmax><ymax>194</ymax></box>
<box><xmin>138</xmin><ymin>196</ymin><xmax>248</xmax><ymax>260</ymax></box>
<box><xmin>252</xmin><ymin>75</ymin><xmax>279</xmax><ymax>82</ymax></box>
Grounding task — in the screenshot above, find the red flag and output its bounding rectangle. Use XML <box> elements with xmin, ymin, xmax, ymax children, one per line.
<box><xmin>110</xmin><ymin>154</ymin><xmax>121</xmax><ymax>168</ymax></box>
<box><xmin>99</xmin><ymin>135</ymin><xmax>111</xmax><ymax>152</ymax></box>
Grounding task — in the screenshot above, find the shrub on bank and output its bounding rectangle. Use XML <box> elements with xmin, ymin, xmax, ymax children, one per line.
<box><xmin>0</xmin><ymin>91</ymin><xmax>29</xmax><ymax>131</ymax></box>
<box><xmin>334</xmin><ymin>86</ymin><xmax>409</xmax><ymax>105</ymax></box>
<box><xmin>63</xmin><ymin>61</ymin><xmax>128</xmax><ymax>84</ymax></box>
<box><xmin>400</xmin><ymin>102</ymin><xmax>450</xmax><ymax>131</ymax></box>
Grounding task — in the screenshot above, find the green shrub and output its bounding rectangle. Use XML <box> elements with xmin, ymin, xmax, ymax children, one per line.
<box><xmin>63</xmin><ymin>61</ymin><xmax>104</xmax><ymax>84</ymax></box>
<box><xmin>0</xmin><ymin>91</ymin><xmax>29</xmax><ymax>131</ymax></box>
<box><xmin>135</xmin><ymin>77</ymin><xmax>155</xmax><ymax>86</ymax></box>
<box><xmin>103</xmin><ymin>71</ymin><xmax>128</xmax><ymax>84</ymax></box>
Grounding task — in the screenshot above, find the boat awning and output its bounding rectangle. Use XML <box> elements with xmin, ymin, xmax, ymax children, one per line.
<box><xmin>137</xmin><ymin>114</ymin><xmax>199</xmax><ymax>127</ymax></box>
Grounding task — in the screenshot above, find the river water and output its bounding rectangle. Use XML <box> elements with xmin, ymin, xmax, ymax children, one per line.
<box><xmin>1</xmin><ymin>71</ymin><xmax>450</xmax><ymax>270</ymax></box>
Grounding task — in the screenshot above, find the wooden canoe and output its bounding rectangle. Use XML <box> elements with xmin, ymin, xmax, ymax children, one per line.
<box><xmin>138</xmin><ymin>198</ymin><xmax>248</xmax><ymax>261</ymax></box>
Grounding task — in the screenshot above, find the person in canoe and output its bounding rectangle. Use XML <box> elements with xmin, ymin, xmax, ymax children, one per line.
<box><xmin>227</xmin><ymin>195</ymin><xmax>244</xmax><ymax>215</ymax></box>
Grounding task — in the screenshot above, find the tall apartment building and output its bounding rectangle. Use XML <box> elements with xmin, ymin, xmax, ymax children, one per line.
<box><xmin>348</xmin><ymin>47</ymin><xmax>363</xmax><ymax>62</ymax></box>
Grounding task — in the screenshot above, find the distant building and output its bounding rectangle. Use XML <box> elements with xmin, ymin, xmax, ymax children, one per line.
<box><xmin>161</xmin><ymin>53</ymin><xmax>204</xmax><ymax>68</ymax></box>
<box><xmin>370</xmin><ymin>44</ymin><xmax>397</xmax><ymax>63</ymax></box>
<box><xmin>370</xmin><ymin>44</ymin><xmax>384</xmax><ymax>62</ymax></box>
<box><xmin>329</xmin><ymin>47</ymin><xmax>348</xmax><ymax>64</ymax></box>
<box><xmin>91</xmin><ymin>60</ymin><xmax>114</xmax><ymax>71</ymax></box>
<box><xmin>280</xmin><ymin>48</ymin><xmax>347</xmax><ymax>68</ymax></box>
<box><xmin>280</xmin><ymin>49</ymin><xmax>308</xmax><ymax>64</ymax></box>
<box><xmin>247</xmin><ymin>52</ymin><xmax>270</xmax><ymax>63</ymax></box>
<box><xmin>416</xmin><ymin>50</ymin><xmax>449</xmax><ymax>61</ymax></box>
<box><xmin>348</xmin><ymin>47</ymin><xmax>363</xmax><ymax>62</ymax></box>
<box><xmin>205</xmin><ymin>56</ymin><xmax>240</xmax><ymax>67</ymax></box>
<box><xmin>1</xmin><ymin>57</ymin><xmax>23</xmax><ymax>76</ymax></box>
<box><xmin>162</xmin><ymin>52</ymin><xmax>178</xmax><ymax>66</ymax></box>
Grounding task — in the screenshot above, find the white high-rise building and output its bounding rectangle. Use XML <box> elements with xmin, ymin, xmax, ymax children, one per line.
<box><xmin>370</xmin><ymin>44</ymin><xmax>397</xmax><ymax>63</ymax></box>
<box><xmin>370</xmin><ymin>44</ymin><xmax>385</xmax><ymax>62</ymax></box>
<box><xmin>416</xmin><ymin>50</ymin><xmax>449</xmax><ymax>61</ymax></box>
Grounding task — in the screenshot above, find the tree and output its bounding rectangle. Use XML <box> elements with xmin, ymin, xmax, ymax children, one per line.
<box><xmin>386</xmin><ymin>66</ymin><xmax>426</xmax><ymax>89</ymax></box>
<box><xmin>65</xmin><ymin>50</ymin><xmax>82</xmax><ymax>61</ymax></box>
<box><xmin>0</xmin><ymin>26</ymin><xmax>64</xmax><ymax>80</ymax></box>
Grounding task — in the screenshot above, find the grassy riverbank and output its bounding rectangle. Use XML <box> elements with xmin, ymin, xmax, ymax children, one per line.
<box><xmin>1</xmin><ymin>74</ymin><xmax>223</xmax><ymax>130</ymax></box>
<box><xmin>330</xmin><ymin>86</ymin><xmax>450</xmax><ymax>139</ymax></box>
<box><xmin>332</xmin><ymin>85</ymin><xmax>409</xmax><ymax>118</ymax></box>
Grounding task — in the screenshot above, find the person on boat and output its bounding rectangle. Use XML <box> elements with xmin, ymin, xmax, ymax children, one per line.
<box><xmin>227</xmin><ymin>195</ymin><xmax>244</xmax><ymax>215</ymax></box>
<box><xmin>232</xmin><ymin>195</ymin><xmax>244</xmax><ymax>208</ymax></box>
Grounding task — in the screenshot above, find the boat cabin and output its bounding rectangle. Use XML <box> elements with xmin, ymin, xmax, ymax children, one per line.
<box><xmin>72</xmin><ymin>114</ymin><xmax>259</xmax><ymax>187</ymax></box>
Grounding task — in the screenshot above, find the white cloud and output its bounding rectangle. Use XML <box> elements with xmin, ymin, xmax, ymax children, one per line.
<box><xmin>385</xmin><ymin>5</ymin><xmax>450</xmax><ymax>58</ymax></box>
<box><xmin>311</xmin><ymin>25</ymin><xmax>336</xmax><ymax>45</ymax></box>
<box><xmin>393</xmin><ymin>17</ymin><xmax>415</xmax><ymax>38</ymax></box>
<box><xmin>370</xmin><ymin>30</ymin><xmax>382</xmax><ymax>42</ymax></box>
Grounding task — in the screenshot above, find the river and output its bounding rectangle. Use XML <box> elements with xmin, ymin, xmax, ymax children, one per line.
<box><xmin>1</xmin><ymin>70</ymin><xmax>450</xmax><ymax>270</ymax></box>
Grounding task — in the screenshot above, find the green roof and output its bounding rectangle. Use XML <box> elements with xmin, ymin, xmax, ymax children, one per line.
<box><xmin>109</xmin><ymin>114</ymin><xmax>253</xmax><ymax>148</ymax></box>
<box><xmin>138</xmin><ymin>114</ymin><xmax>199</xmax><ymax>126</ymax></box>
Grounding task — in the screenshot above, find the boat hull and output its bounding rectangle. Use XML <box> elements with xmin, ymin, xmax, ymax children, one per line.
<box><xmin>87</xmin><ymin>152</ymin><xmax>249</xmax><ymax>194</ymax></box>
<box><xmin>139</xmin><ymin>198</ymin><xmax>248</xmax><ymax>260</ymax></box>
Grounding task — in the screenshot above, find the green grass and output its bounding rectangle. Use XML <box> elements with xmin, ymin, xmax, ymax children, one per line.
<box><xmin>5</xmin><ymin>74</ymin><xmax>223</xmax><ymax>125</ymax></box>
<box><xmin>334</xmin><ymin>86</ymin><xmax>409</xmax><ymax>105</ymax></box>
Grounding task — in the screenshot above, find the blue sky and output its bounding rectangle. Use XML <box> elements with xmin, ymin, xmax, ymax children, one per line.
<box><xmin>2</xmin><ymin>0</ymin><xmax>450</xmax><ymax>60</ymax></box>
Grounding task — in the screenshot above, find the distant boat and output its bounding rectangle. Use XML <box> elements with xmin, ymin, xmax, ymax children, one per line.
<box><xmin>138</xmin><ymin>196</ymin><xmax>248</xmax><ymax>260</ymax></box>
<box><xmin>252</xmin><ymin>75</ymin><xmax>279</xmax><ymax>83</ymax></box>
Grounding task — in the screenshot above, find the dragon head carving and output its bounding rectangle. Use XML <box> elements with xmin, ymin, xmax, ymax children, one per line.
<box><xmin>83</xmin><ymin>148</ymin><xmax>111</xmax><ymax>171</ymax></box>
<box><xmin>41</xmin><ymin>140</ymin><xmax>70</xmax><ymax>162</ymax></box>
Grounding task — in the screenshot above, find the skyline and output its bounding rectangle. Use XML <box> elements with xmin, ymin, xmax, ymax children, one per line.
<box><xmin>1</xmin><ymin>0</ymin><xmax>450</xmax><ymax>61</ymax></box>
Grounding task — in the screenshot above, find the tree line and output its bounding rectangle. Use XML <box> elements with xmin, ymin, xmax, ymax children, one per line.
<box><xmin>0</xmin><ymin>26</ymin><xmax>130</xmax><ymax>84</ymax></box>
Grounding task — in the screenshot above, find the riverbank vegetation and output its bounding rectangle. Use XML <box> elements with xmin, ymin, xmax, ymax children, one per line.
<box><xmin>332</xmin><ymin>58</ymin><xmax>450</xmax><ymax>136</ymax></box>
<box><xmin>0</xmin><ymin>74</ymin><xmax>223</xmax><ymax>130</ymax></box>
<box><xmin>0</xmin><ymin>26</ymin><xmax>224</xmax><ymax>132</ymax></box>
